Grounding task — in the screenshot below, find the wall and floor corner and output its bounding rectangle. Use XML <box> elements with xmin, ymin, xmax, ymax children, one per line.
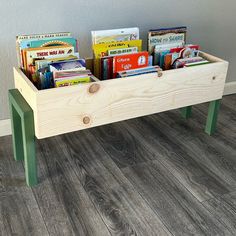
<box><xmin>0</xmin><ymin>0</ymin><xmax>236</xmax><ymax>137</ymax></box>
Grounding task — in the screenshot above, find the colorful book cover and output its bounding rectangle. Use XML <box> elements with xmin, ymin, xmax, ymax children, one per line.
<box><xmin>159</xmin><ymin>50</ymin><xmax>170</xmax><ymax>68</ymax></box>
<box><xmin>164</xmin><ymin>54</ymin><xmax>173</xmax><ymax>70</ymax></box>
<box><xmin>49</xmin><ymin>59</ymin><xmax>86</xmax><ymax>72</ymax></box>
<box><xmin>148</xmin><ymin>26</ymin><xmax>187</xmax><ymax>54</ymax></box>
<box><xmin>91</xmin><ymin>27</ymin><xmax>139</xmax><ymax>45</ymax></box>
<box><xmin>93</xmin><ymin>40</ymin><xmax>142</xmax><ymax>58</ymax></box>
<box><xmin>54</xmin><ymin>76</ymin><xmax>90</xmax><ymax>87</ymax></box>
<box><xmin>35</xmin><ymin>54</ymin><xmax>79</xmax><ymax>71</ymax></box>
<box><xmin>108</xmin><ymin>47</ymin><xmax>138</xmax><ymax>56</ymax></box>
<box><xmin>101</xmin><ymin>58</ymin><xmax>108</xmax><ymax>80</ymax></box>
<box><xmin>23</xmin><ymin>45</ymin><xmax>74</xmax><ymax>74</ymax></box>
<box><xmin>53</xmin><ymin>69</ymin><xmax>91</xmax><ymax>79</ymax></box>
<box><xmin>101</xmin><ymin>56</ymin><xmax>113</xmax><ymax>80</ymax></box>
<box><xmin>117</xmin><ymin>65</ymin><xmax>160</xmax><ymax>77</ymax></box>
<box><xmin>173</xmin><ymin>56</ymin><xmax>206</xmax><ymax>69</ymax></box>
<box><xmin>20</xmin><ymin>37</ymin><xmax>77</xmax><ymax>51</ymax></box>
<box><xmin>92</xmin><ymin>39</ymin><xmax>142</xmax><ymax>77</ymax></box>
<box><xmin>16</xmin><ymin>32</ymin><xmax>72</xmax><ymax>67</ymax></box>
<box><xmin>113</xmin><ymin>51</ymin><xmax>149</xmax><ymax>78</ymax></box>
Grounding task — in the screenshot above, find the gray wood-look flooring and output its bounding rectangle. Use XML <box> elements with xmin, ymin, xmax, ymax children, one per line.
<box><xmin>0</xmin><ymin>94</ymin><xmax>236</xmax><ymax>236</ymax></box>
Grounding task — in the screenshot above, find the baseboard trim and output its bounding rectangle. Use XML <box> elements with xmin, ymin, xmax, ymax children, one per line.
<box><xmin>224</xmin><ymin>81</ymin><xmax>236</xmax><ymax>96</ymax></box>
<box><xmin>0</xmin><ymin>119</ymin><xmax>11</xmax><ymax>137</ymax></box>
<box><xmin>0</xmin><ymin>82</ymin><xmax>235</xmax><ymax>137</ymax></box>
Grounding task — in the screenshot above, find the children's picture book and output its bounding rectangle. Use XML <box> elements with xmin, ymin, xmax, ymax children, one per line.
<box><xmin>49</xmin><ymin>59</ymin><xmax>86</xmax><ymax>72</ymax></box>
<box><xmin>53</xmin><ymin>69</ymin><xmax>91</xmax><ymax>79</ymax></box>
<box><xmin>20</xmin><ymin>37</ymin><xmax>77</xmax><ymax>51</ymax></box>
<box><xmin>117</xmin><ymin>65</ymin><xmax>160</xmax><ymax>78</ymax></box>
<box><xmin>23</xmin><ymin>45</ymin><xmax>75</xmax><ymax>77</ymax></box>
<box><xmin>91</xmin><ymin>27</ymin><xmax>139</xmax><ymax>45</ymax></box>
<box><xmin>108</xmin><ymin>46</ymin><xmax>138</xmax><ymax>56</ymax></box>
<box><xmin>16</xmin><ymin>32</ymin><xmax>72</xmax><ymax>67</ymax></box>
<box><xmin>148</xmin><ymin>26</ymin><xmax>187</xmax><ymax>54</ymax></box>
<box><xmin>35</xmin><ymin>54</ymin><xmax>79</xmax><ymax>71</ymax></box>
<box><xmin>101</xmin><ymin>56</ymin><xmax>113</xmax><ymax>80</ymax></box>
<box><xmin>54</xmin><ymin>76</ymin><xmax>91</xmax><ymax>87</ymax></box>
<box><xmin>113</xmin><ymin>51</ymin><xmax>149</xmax><ymax>77</ymax></box>
<box><xmin>16</xmin><ymin>32</ymin><xmax>71</xmax><ymax>42</ymax></box>
<box><xmin>172</xmin><ymin>56</ymin><xmax>208</xmax><ymax>69</ymax></box>
<box><xmin>92</xmin><ymin>39</ymin><xmax>142</xmax><ymax>77</ymax></box>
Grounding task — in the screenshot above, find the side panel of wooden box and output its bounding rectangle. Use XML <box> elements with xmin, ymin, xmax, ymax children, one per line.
<box><xmin>35</xmin><ymin>60</ymin><xmax>228</xmax><ymax>139</ymax></box>
<box><xmin>13</xmin><ymin>68</ymin><xmax>40</xmax><ymax>135</ymax></box>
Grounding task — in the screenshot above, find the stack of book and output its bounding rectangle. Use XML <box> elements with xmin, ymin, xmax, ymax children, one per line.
<box><xmin>16</xmin><ymin>32</ymin><xmax>93</xmax><ymax>89</ymax></box>
<box><xmin>148</xmin><ymin>26</ymin><xmax>210</xmax><ymax>69</ymax></box>
<box><xmin>91</xmin><ymin>27</ymin><xmax>158</xmax><ymax>80</ymax></box>
<box><xmin>16</xmin><ymin>27</ymin><xmax>211</xmax><ymax>90</ymax></box>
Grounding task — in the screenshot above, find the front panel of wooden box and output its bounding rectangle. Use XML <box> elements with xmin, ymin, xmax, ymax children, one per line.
<box><xmin>14</xmin><ymin>52</ymin><xmax>228</xmax><ymax>139</ymax></box>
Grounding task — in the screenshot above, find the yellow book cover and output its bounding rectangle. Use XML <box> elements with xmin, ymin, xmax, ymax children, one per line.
<box><xmin>55</xmin><ymin>76</ymin><xmax>90</xmax><ymax>87</ymax></box>
<box><xmin>92</xmin><ymin>39</ymin><xmax>142</xmax><ymax>77</ymax></box>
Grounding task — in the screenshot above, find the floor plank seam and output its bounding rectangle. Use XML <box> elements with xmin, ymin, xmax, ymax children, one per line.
<box><xmin>92</xmin><ymin>135</ymin><xmax>174</xmax><ymax>236</ymax></box>
<box><xmin>19</xmin><ymin>160</ymin><xmax>51</xmax><ymax>236</ymax></box>
<box><xmin>199</xmin><ymin>200</ymin><xmax>236</xmax><ymax>235</ymax></box>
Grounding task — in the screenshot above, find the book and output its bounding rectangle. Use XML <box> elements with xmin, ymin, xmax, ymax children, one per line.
<box><xmin>184</xmin><ymin>60</ymin><xmax>210</xmax><ymax>67</ymax></box>
<box><xmin>53</xmin><ymin>69</ymin><xmax>91</xmax><ymax>79</ymax></box>
<box><xmin>93</xmin><ymin>40</ymin><xmax>142</xmax><ymax>58</ymax></box>
<box><xmin>49</xmin><ymin>59</ymin><xmax>86</xmax><ymax>72</ymax></box>
<box><xmin>164</xmin><ymin>53</ymin><xmax>173</xmax><ymax>70</ymax></box>
<box><xmin>113</xmin><ymin>51</ymin><xmax>149</xmax><ymax>78</ymax></box>
<box><xmin>108</xmin><ymin>46</ymin><xmax>138</xmax><ymax>56</ymax></box>
<box><xmin>23</xmin><ymin>45</ymin><xmax>75</xmax><ymax>79</ymax></box>
<box><xmin>148</xmin><ymin>26</ymin><xmax>187</xmax><ymax>54</ymax></box>
<box><xmin>54</xmin><ymin>76</ymin><xmax>91</xmax><ymax>87</ymax></box>
<box><xmin>173</xmin><ymin>56</ymin><xmax>207</xmax><ymax>69</ymax></box>
<box><xmin>35</xmin><ymin>54</ymin><xmax>79</xmax><ymax>71</ymax></box>
<box><xmin>101</xmin><ymin>56</ymin><xmax>113</xmax><ymax>80</ymax></box>
<box><xmin>16</xmin><ymin>32</ymin><xmax>72</xmax><ymax>67</ymax></box>
<box><xmin>16</xmin><ymin>32</ymin><xmax>71</xmax><ymax>42</ymax></box>
<box><xmin>91</xmin><ymin>27</ymin><xmax>139</xmax><ymax>45</ymax></box>
<box><xmin>18</xmin><ymin>37</ymin><xmax>78</xmax><ymax>65</ymax></box>
<box><xmin>117</xmin><ymin>65</ymin><xmax>161</xmax><ymax>77</ymax></box>
<box><xmin>92</xmin><ymin>39</ymin><xmax>142</xmax><ymax>77</ymax></box>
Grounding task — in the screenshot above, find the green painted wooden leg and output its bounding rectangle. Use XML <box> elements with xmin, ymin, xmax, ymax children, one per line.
<box><xmin>21</xmin><ymin>109</ymin><xmax>37</xmax><ymax>186</ymax></box>
<box><xmin>205</xmin><ymin>99</ymin><xmax>221</xmax><ymax>135</ymax></box>
<box><xmin>9</xmin><ymin>104</ymin><xmax>24</xmax><ymax>161</ymax></box>
<box><xmin>8</xmin><ymin>89</ymin><xmax>37</xmax><ymax>186</ymax></box>
<box><xmin>181</xmin><ymin>106</ymin><xmax>192</xmax><ymax>119</ymax></box>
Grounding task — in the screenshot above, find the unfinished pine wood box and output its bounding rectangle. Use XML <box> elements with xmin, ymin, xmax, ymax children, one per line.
<box><xmin>13</xmin><ymin>51</ymin><xmax>228</xmax><ymax>139</ymax></box>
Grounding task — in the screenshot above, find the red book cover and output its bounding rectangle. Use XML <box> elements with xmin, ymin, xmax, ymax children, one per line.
<box><xmin>113</xmin><ymin>52</ymin><xmax>149</xmax><ymax>77</ymax></box>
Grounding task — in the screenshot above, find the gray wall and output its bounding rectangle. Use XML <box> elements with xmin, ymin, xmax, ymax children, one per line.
<box><xmin>0</xmin><ymin>0</ymin><xmax>235</xmax><ymax>120</ymax></box>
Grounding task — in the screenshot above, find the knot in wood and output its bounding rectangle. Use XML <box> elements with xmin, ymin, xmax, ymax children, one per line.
<box><xmin>158</xmin><ymin>71</ymin><xmax>163</xmax><ymax>77</ymax></box>
<box><xmin>83</xmin><ymin>116</ymin><xmax>90</xmax><ymax>124</ymax></box>
<box><xmin>89</xmin><ymin>83</ymin><xmax>100</xmax><ymax>94</ymax></box>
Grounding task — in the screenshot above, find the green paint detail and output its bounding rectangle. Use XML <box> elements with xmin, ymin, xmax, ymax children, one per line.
<box><xmin>8</xmin><ymin>89</ymin><xmax>37</xmax><ymax>186</ymax></box>
<box><xmin>9</xmin><ymin>104</ymin><xmax>24</xmax><ymax>161</ymax></box>
<box><xmin>181</xmin><ymin>106</ymin><xmax>192</xmax><ymax>119</ymax></box>
<box><xmin>205</xmin><ymin>100</ymin><xmax>221</xmax><ymax>135</ymax></box>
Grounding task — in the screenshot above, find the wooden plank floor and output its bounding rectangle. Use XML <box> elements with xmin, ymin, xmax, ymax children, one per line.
<box><xmin>0</xmin><ymin>94</ymin><xmax>235</xmax><ymax>236</ymax></box>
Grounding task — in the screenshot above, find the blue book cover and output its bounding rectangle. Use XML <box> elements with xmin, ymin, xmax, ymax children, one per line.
<box><xmin>49</xmin><ymin>59</ymin><xmax>86</xmax><ymax>71</ymax></box>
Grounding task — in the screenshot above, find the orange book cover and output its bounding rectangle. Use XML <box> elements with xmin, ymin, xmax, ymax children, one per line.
<box><xmin>113</xmin><ymin>51</ymin><xmax>148</xmax><ymax>77</ymax></box>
